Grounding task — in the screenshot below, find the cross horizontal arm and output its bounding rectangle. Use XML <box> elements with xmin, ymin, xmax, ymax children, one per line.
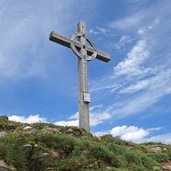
<box><xmin>49</xmin><ymin>31</ymin><xmax>111</xmax><ymax>62</ymax></box>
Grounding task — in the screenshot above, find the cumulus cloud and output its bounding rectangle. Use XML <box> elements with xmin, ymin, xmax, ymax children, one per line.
<box><xmin>94</xmin><ymin>125</ymin><xmax>164</xmax><ymax>144</ymax></box>
<box><xmin>8</xmin><ymin>115</ymin><xmax>47</xmax><ymax>123</ymax></box>
<box><xmin>110</xmin><ymin>126</ymin><xmax>149</xmax><ymax>143</ymax></box>
<box><xmin>8</xmin><ymin>114</ymin><xmax>79</xmax><ymax>126</ymax></box>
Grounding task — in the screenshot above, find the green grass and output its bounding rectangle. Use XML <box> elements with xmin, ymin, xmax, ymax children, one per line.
<box><xmin>0</xmin><ymin>116</ymin><xmax>171</xmax><ymax>170</ymax></box>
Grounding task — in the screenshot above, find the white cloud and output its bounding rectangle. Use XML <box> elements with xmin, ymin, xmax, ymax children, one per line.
<box><xmin>8</xmin><ymin>114</ymin><xmax>79</xmax><ymax>127</ymax></box>
<box><xmin>114</xmin><ymin>35</ymin><xmax>132</xmax><ymax>49</ymax></box>
<box><xmin>66</xmin><ymin>105</ymin><xmax>112</xmax><ymax>127</ymax></box>
<box><xmin>89</xmin><ymin>26</ymin><xmax>112</xmax><ymax>37</ymax></box>
<box><xmin>96</xmin><ymin>26</ymin><xmax>110</xmax><ymax>35</ymax></box>
<box><xmin>119</xmin><ymin>79</ymin><xmax>150</xmax><ymax>94</ymax></box>
<box><xmin>0</xmin><ymin>0</ymin><xmax>77</xmax><ymax>83</ymax></box>
<box><xmin>89</xmin><ymin>29</ymin><xmax>98</xmax><ymax>35</ymax></box>
<box><xmin>119</xmin><ymin>69</ymin><xmax>171</xmax><ymax>94</ymax></box>
<box><xmin>90</xmin><ymin>1</ymin><xmax>171</xmax><ymax>125</ymax></box>
<box><xmin>114</xmin><ymin>39</ymin><xmax>150</xmax><ymax>78</ymax></box>
<box><xmin>147</xmin><ymin>133</ymin><xmax>171</xmax><ymax>144</ymax></box>
<box><xmin>91</xmin><ymin>62</ymin><xmax>171</xmax><ymax>124</ymax></box>
<box><xmin>54</xmin><ymin>120</ymin><xmax>78</xmax><ymax>127</ymax></box>
<box><xmin>147</xmin><ymin>127</ymin><xmax>162</xmax><ymax>132</ymax></box>
<box><xmin>94</xmin><ymin>125</ymin><xmax>166</xmax><ymax>144</ymax></box>
<box><xmin>109</xmin><ymin>1</ymin><xmax>162</xmax><ymax>31</ymax></box>
<box><xmin>110</xmin><ymin>125</ymin><xmax>149</xmax><ymax>143</ymax></box>
<box><xmin>69</xmin><ymin>112</ymin><xmax>78</xmax><ymax>120</ymax></box>
<box><xmin>110</xmin><ymin>13</ymin><xmax>144</xmax><ymax>30</ymax></box>
<box><xmin>54</xmin><ymin>113</ymin><xmax>110</xmax><ymax>127</ymax></box>
<box><xmin>90</xmin><ymin>108</ymin><xmax>112</xmax><ymax>126</ymax></box>
<box><xmin>8</xmin><ymin>115</ymin><xmax>47</xmax><ymax>123</ymax></box>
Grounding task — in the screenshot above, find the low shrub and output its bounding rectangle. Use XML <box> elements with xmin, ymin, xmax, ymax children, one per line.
<box><xmin>147</xmin><ymin>153</ymin><xmax>170</xmax><ymax>162</ymax></box>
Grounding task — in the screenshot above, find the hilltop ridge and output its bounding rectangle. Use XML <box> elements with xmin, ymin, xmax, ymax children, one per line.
<box><xmin>0</xmin><ymin>116</ymin><xmax>171</xmax><ymax>171</ymax></box>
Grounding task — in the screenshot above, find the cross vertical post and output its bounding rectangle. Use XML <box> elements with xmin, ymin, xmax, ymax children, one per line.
<box><xmin>77</xmin><ymin>21</ymin><xmax>90</xmax><ymax>131</ymax></box>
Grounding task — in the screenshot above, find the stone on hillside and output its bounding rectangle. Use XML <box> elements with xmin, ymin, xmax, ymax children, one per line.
<box><xmin>0</xmin><ymin>160</ymin><xmax>8</xmax><ymax>170</ymax></box>
<box><xmin>0</xmin><ymin>131</ymin><xmax>7</xmax><ymax>137</ymax></box>
<box><xmin>23</xmin><ymin>144</ymin><xmax>33</xmax><ymax>148</ymax></box>
<box><xmin>23</xmin><ymin>143</ymin><xmax>38</xmax><ymax>148</ymax></box>
<box><xmin>51</xmin><ymin>151</ymin><xmax>59</xmax><ymax>158</ymax></box>
<box><xmin>148</xmin><ymin>146</ymin><xmax>162</xmax><ymax>153</ymax></box>
<box><xmin>23</xmin><ymin>126</ymin><xmax>37</xmax><ymax>134</ymax></box>
<box><xmin>34</xmin><ymin>144</ymin><xmax>38</xmax><ymax>147</ymax></box>
<box><xmin>160</xmin><ymin>162</ymin><xmax>171</xmax><ymax>170</ymax></box>
<box><xmin>66</xmin><ymin>128</ymin><xmax>82</xmax><ymax>137</ymax></box>
<box><xmin>163</xmin><ymin>147</ymin><xmax>167</xmax><ymax>151</ymax></box>
<box><xmin>39</xmin><ymin>153</ymin><xmax>49</xmax><ymax>158</ymax></box>
<box><xmin>23</xmin><ymin>126</ymin><xmax>33</xmax><ymax>130</ymax></box>
<box><xmin>42</xmin><ymin>126</ymin><xmax>61</xmax><ymax>135</ymax></box>
<box><xmin>0</xmin><ymin>160</ymin><xmax>15</xmax><ymax>171</ymax></box>
<box><xmin>51</xmin><ymin>127</ymin><xmax>61</xmax><ymax>134</ymax></box>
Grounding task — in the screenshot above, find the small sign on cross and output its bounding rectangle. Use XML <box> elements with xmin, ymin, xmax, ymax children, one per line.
<box><xmin>49</xmin><ymin>21</ymin><xmax>111</xmax><ymax>132</ymax></box>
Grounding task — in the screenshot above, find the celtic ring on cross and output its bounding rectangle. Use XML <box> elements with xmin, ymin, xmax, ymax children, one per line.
<box><xmin>70</xmin><ymin>32</ymin><xmax>97</xmax><ymax>61</ymax></box>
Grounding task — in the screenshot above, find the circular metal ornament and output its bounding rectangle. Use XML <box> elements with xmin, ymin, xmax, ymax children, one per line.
<box><xmin>70</xmin><ymin>32</ymin><xmax>97</xmax><ymax>61</ymax></box>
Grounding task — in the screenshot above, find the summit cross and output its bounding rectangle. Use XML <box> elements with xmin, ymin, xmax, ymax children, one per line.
<box><xmin>49</xmin><ymin>21</ymin><xmax>111</xmax><ymax>132</ymax></box>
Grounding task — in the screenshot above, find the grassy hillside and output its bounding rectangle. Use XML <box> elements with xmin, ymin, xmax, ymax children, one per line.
<box><xmin>0</xmin><ymin>116</ymin><xmax>171</xmax><ymax>171</ymax></box>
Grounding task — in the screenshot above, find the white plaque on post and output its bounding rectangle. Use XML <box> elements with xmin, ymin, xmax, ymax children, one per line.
<box><xmin>84</xmin><ymin>93</ymin><xmax>91</xmax><ymax>103</ymax></box>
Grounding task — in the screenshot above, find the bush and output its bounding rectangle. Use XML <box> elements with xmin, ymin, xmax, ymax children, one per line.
<box><xmin>0</xmin><ymin>115</ymin><xmax>8</xmax><ymax>122</ymax></box>
<box><xmin>147</xmin><ymin>153</ymin><xmax>170</xmax><ymax>162</ymax></box>
<box><xmin>90</xmin><ymin>144</ymin><xmax>122</xmax><ymax>167</ymax></box>
<box><xmin>33</xmin><ymin>122</ymin><xmax>55</xmax><ymax>130</ymax></box>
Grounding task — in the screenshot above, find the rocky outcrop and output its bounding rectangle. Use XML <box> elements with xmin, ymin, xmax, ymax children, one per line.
<box><xmin>160</xmin><ymin>162</ymin><xmax>171</xmax><ymax>171</ymax></box>
<box><xmin>146</xmin><ymin>145</ymin><xmax>168</xmax><ymax>153</ymax></box>
<box><xmin>0</xmin><ymin>160</ymin><xmax>15</xmax><ymax>171</ymax></box>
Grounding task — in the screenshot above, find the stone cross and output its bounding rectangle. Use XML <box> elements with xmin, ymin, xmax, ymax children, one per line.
<box><xmin>49</xmin><ymin>21</ymin><xmax>111</xmax><ymax>132</ymax></box>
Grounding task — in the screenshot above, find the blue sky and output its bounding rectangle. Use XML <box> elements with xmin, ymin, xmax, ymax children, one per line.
<box><xmin>0</xmin><ymin>0</ymin><xmax>171</xmax><ymax>144</ymax></box>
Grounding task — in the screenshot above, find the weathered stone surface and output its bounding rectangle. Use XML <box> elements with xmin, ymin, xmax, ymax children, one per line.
<box><xmin>23</xmin><ymin>144</ymin><xmax>33</xmax><ymax>148</ymax></box>
<box><xmin>0</xmin><ymin>160</ymin><xmax>8</xmax><ymax>170</ymax></box>
<box><xmin>23</xmin><ymin>126</ymin><xmax>33</xmax><ymax>130</ymax></box>
<box><xmin>160</xmin><ymin>162</ymin><xmax>171</xmax><ymax>170</ymax></box>
<box><xmin>23</xmin><ymin>126</ymin><xmax>37</xmax><ymax>134</ymax></box>
<box><xmin>40</xmin><ymin>153</ymin><xmax>48</xmax><ymax>158</ymax></box>
<box><xmin>0</xmin><ymin>160</ymin><xmax>15</xmax><ymax>171</ymax></box>
<box><xmin>66</xmin><ymin>128</ymin><xmax>82</xmax><ymax>137</ymax></box>
<box><xmin>163</xmin><ymin>147</ymin><xmax>167</xmax><ymax>151</ymax></box>
<box><xmin>50</xmin><ymin>151</ymin><xmax>59</xmax><ymax>158</ymax></box>
<box><xmin>0</xmin><ymin>131</ymin><xmax>7</xmax><ymax>137</ymax></box>
<box><xmin>150</xmin><ymin>146</ymin><xmax>162</xmax><ymax>153</ymax></box>
<box><xmin>147</xmin><ymin>145</ymin><xmax>163</xmax><ymax>153</ymax></box>
<box><xmin>42</xmin><ymin>126</ymin><xmax>61</xmax><ymax>134</ymax></box>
